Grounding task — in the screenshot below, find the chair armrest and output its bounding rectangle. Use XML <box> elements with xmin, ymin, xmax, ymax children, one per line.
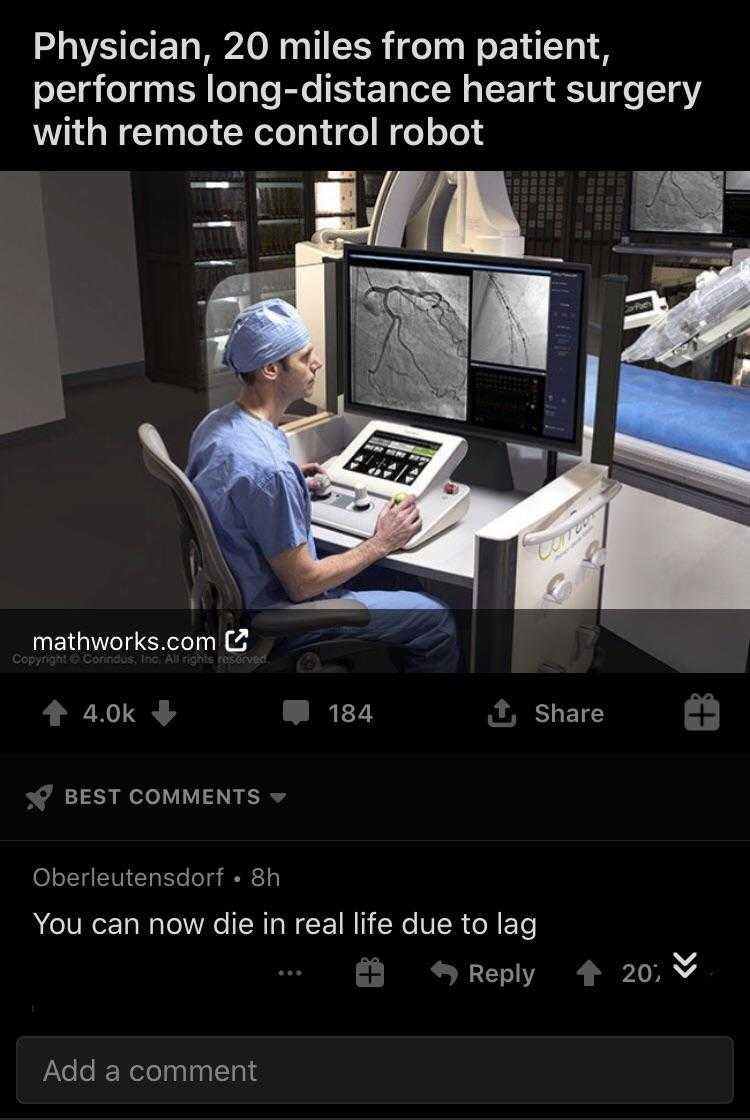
<box><xmin>250</xmin><ymin>598</ymin><xmax>371</xmax><ymax>637</ymax></box>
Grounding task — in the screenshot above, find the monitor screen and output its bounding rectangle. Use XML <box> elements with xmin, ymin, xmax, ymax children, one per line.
<box><xmin>724</xmin><ymin>171</ymin><xmax>750</xmax><ymax>238</ymax></box>
<box><xmin>630</xmin><ymin>170</ymin><xmax>724</xmax><ymax>235</ymax></box>
<box><xmin>726</xmin><ymin>171</ymin><xmax>750</xmax><ymax>192</ymax></box>
<box><xmin>343</xmin><ymin>246</ymin><xmax>588</xmax><ymax>452</ymax></box>
<box><xmin>343</xmin><ymin>430</ymin><xmax>441</xmax><ymax>484</ymax></box>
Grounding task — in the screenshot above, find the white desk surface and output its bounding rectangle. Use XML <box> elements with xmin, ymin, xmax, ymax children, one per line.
<box><xmin>312</xmin><ymin>485</ymin><xmax>527</xmax><ymax>588</ymax></box>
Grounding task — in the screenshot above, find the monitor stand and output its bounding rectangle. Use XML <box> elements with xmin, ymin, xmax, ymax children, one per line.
<box><xmin>453</xmin><ymin>435</ymin><xmax>514</xmax><ymax>492</ymax></box>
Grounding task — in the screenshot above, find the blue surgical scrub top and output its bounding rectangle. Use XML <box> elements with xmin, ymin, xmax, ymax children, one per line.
<box><xmin>186</xmin><ymin>403</ymin><xmax>317</xmax><ymax>610</ymax></box>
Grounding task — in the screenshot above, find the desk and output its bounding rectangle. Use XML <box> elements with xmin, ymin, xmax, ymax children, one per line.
<box><xmin>312</xmin><ymin>485</ymin><xmax>527</xmax><ymax>589</ymax></box>
<box><xmin>288</xmin><ymin>414</ymin><xmax>615</xmax><ymax>670</ymax></box>
<box><xmin>287</xmin><ymin>411</ymin><xmax>535</xmax><ymax>588</ymax></box>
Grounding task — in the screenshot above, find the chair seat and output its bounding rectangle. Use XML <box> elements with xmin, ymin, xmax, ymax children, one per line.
<box><xmin>251</xmin><ymin>598</ymin><xmax>370</xmax><ymax>637</ymax></box>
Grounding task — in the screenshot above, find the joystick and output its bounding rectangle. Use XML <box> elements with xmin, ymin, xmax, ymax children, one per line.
<box><xmin>309</xmin><ymin>472</ymin><xmax>332</xmax><ymax>500</ymax></box>
<box><xmin>353</xmin><ymin>484</ymin><xmax>371</xmax><ymax>510</ymax></box>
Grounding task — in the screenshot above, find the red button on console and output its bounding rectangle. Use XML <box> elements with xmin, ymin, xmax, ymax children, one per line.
<box><xmin>443</xmin><ymin>481</ymin><xmax>459</xmax><ymax>495</ymax></box>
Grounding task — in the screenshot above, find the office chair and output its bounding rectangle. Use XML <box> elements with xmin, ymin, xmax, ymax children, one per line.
<box><xmin>137</xmin><ymin>423</ymin><xmax>396</xmax><ymax>673</ymax></box>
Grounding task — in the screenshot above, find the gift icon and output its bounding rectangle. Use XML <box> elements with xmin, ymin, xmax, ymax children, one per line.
<box><xmin>355</xmin><ymin>957</ymin><xmax>384</xmax><ymax>987</ymax></box>
<box><xmin>684</xmin><ymin>693</ymin><xmax>720</xmax><ymax>732</ymax></box>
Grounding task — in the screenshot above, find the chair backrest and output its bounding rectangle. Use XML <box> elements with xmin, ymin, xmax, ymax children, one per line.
<box><xmin>137</xmin><ymin>423</ymin><xmax>243</xmax><ymax>623</ymax></box>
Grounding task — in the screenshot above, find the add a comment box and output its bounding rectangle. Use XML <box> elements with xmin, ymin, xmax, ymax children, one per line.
<box><xmin>17</xmin><ymin>1035</ymin><xmax>733</xmax><ymax>1105</ymax></box>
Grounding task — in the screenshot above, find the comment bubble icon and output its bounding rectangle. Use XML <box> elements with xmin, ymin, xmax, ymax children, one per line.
<box><xmin>282</xmin><ymin>700</ymin><xmax>310</xmax><ymax>726</ymax></box>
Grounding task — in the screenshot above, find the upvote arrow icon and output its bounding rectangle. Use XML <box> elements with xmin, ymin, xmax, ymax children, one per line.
<box><xmin>42</xmin><ymin>700</ymin><xmax>67</xmax><ymax>728</ymax></box>
<box><xmin>576</xmin><ymin>960</ymin><xmax>602</xmax><ymax>987</ymax></box>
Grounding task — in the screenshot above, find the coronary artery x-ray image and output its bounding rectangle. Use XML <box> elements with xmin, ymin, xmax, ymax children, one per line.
<box><xmin>631</xmin><ymin>170</ymin><xmax>724</xmax><ymax>233</ymax></box>
<box><xmin>471</xmin><ymin>270</ymin><xmax>550</xmax><ymax>371</ymax></box>
<box><xmin>350</xmin><ymin>266</ymin><xmax>469</xmax><ymax>420</ymax></box>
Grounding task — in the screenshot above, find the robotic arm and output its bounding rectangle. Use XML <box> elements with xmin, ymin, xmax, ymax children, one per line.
<box><xmin>622</xmin><ymin>257</ymin><xmax>750</xmax><ymax>369</ymax></box>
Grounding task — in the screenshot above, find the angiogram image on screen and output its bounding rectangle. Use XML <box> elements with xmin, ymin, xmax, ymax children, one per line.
<box><xmin>726</xmin><ymin>170</ymin><xmax>750</xmax><ymax>191</ymax></box>
<box><xmin>350</xmin><ymin>266</ymin><xmax>469</xmax><ymax>420</ymax></box>
<box><xmin>631</xmin><ymin>170</ymin><xmax>724</xmax><ymax>233</ymax></box>
<box><xmin>471</xmin><ymin>270</ymin><xmax>550</xmax><ymax>372</ymax></box>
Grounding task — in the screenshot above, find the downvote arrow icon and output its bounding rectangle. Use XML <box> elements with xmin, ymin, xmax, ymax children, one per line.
<box><xmin>576</xmin><ymin>960</ymin><xmax>602</xmax><ymax>987</ymax></box>
<box><xmin>152</xmin><ymin>700</ymin><xmax>176</xmax><ymax>727</ymax></box>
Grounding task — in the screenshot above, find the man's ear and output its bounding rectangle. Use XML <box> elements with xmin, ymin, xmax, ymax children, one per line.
<box><xmin>260</xmin><ymin>362</ymin><xmax>279</xmax><ymax>383</ymax></box>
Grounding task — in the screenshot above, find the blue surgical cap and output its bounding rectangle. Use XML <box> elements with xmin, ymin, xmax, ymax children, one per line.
<box><xmin>222</xmin><ymin>298</ymin><xmax>311</xmax><ymax>376</ymax></box>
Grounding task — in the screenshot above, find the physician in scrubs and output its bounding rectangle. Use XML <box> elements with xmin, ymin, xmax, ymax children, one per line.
<box><xmin>186</xmin><ymin>299</ymin><xmax>458</xmax><ymax>672</ymax></box>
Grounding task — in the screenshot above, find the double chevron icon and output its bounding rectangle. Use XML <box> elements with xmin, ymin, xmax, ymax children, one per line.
<box><xmin>672</xmin><ymin>951</ymin><xmax>698</xmax><ymax>979</ymax></box>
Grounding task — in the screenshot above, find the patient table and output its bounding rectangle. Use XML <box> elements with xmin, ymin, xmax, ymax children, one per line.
<box><xmin>582</xmin><ymin>356</ymin><xmax>750</xmax><ymax>671</ymax></box>
<box><xmin>584</xmin><ymin>357</ymin><xmax>750</xmax><ymax>519</ymax></box>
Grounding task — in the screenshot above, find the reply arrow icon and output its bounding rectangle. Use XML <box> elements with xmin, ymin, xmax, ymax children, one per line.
<box><xmin>430</xmin><ymin>961</ymin><xmax>458</xmax><ymax>986</ymax></box>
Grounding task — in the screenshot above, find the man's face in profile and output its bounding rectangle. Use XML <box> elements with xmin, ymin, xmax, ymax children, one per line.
<box><xmin>281</xmin><ymin>343</ymin><xmax>322</xmax><ymax>399</ymax></box>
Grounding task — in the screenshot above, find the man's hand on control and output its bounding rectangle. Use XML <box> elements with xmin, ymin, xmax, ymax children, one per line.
<box><xmin>301</xmin><ymin>463</ymin><xmax>325</xmax><ymax>492</ymax></box>
<box><xmin>374</xmin><ymin>495</ymin><xmax>422</xmax><ymax>553</ymax></box>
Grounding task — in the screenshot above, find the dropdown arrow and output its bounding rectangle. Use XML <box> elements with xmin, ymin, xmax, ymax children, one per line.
<box><xmin>269</xmin><ymin>792</ymin><xmax>287</xmax><ymax>804</ymax></box>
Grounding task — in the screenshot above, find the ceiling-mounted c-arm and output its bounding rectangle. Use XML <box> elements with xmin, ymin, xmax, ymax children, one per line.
<box><xmin>368</xmin><ymin>171</ymin><xmax>525</xmax><ymax>257</ymax></box>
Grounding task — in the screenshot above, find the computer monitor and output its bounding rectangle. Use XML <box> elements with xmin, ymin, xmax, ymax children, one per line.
<box><xmin>626</xmin><ymin>170</ymin><xmax>750</xmax><ymax>244</ymax></box>
<box><xmin>629</xmin><ymin>170</ymin><xmax>726</xmax><ymax>237</ymax></box>
<box><xmin>343</xmin><ymin>244</ymin><xmax>589</xmax><ymax>455</ymax></box>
